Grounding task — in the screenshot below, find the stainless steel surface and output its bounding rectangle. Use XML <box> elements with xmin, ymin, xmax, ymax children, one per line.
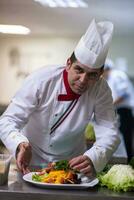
<box><xmin>0</xmin><ymin>159</ymin><xmax>133</xmax><ymax>200</ymax></box>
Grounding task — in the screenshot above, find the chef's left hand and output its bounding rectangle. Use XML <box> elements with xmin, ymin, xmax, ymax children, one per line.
<box><xmin>69</xmin><ymin>155</ymin><xmax>95</xmax><ymax>177</ymax></box>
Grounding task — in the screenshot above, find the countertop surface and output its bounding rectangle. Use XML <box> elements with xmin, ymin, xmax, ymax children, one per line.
<box><xmin>0</xmin><ymin>158</ymin><xmax>134</xmax><ymax>200</ymax></box>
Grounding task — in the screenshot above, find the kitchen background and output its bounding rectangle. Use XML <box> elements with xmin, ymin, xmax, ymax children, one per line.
<box><xmin>0</xmin><ymin>0</ymin><xmax>134</xmax><ymax>155</ymax></box>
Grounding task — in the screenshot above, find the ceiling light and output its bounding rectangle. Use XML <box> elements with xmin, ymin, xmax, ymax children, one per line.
<box><xmin>0</xmin><ymin>25</ymin><xmax>30</xmax><ymax>35</ymax></box>
<box><xmin>34</xmin><ymin>0</ymin><xmax>88</xmax><ymax>8</ymax></box>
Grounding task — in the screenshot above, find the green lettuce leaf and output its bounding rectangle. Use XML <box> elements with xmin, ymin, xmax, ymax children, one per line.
<box><xmin>32</xmin><ymin>173</ymin><xmax>48</xmax><ymax>182</ymax></box>
<box><xmin>98</xmin><ymin>164</ymin><xmax>134</xmax><ymax>192</ymax></box>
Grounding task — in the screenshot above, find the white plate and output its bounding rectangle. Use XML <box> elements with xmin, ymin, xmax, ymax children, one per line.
<box><xmin>23</xmin><ymin>172</ymin><xmax>99</xmax><ymax>189</ymax></box>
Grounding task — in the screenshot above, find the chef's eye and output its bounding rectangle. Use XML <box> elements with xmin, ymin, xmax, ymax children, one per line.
<box><xmin>88</xmin><ymin>73</ymin><xmax>99</xmax><ymax>80</ymax></box>
<box><xmin>74</xmin><ymin>66</ymin><xmax>84</xmax><ymax>73</ymax></box>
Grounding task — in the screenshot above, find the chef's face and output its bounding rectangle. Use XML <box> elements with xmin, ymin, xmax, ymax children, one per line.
<box><xmin>66</xmin><ymin>58</ymin><xmax>103</xmax><ymax>94</ymax></box>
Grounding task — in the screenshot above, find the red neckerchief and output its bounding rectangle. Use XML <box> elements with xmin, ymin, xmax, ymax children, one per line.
<box><xmin>58</xmin><ymin>69</ymin><xmax>81</xmax><ymax>101</ymax></box>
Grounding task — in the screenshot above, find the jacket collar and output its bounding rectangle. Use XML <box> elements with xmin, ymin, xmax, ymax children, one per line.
<box><xmin>58</xmin><ymin>69</ymin><xmax>81</xmax><ymax>101</ymax></box>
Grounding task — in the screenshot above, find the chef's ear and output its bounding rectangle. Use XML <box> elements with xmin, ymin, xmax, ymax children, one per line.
<box><xmin>66</xmin><ymin>58</ymin><xmax>72</xmax><ymax>71</ymax></box>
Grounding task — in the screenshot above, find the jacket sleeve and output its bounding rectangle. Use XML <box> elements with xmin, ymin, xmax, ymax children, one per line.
<box><xmin>0</xmin><ymin>75</ymin><xmax>40</xmax><ymax>157</ymax></box>
<box><xmin>84</xmin><ymin>79</ymin><xmax>120</xmax><ymax>172</ymax></box>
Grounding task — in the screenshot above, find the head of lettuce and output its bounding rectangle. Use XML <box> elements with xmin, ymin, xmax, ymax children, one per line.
<box><xmin>99</xmin><ymin>164</ymin><xmax>134</xmax><ymax>192</ymax></box>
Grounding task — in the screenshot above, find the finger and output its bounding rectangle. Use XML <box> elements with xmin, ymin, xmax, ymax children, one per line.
<box><xmin>80</xmin><ymin>165</ymin><xmax>92</xmax><ymax>174</ymax></box>
<box><xmin>16</xmin><ymin>154</ymin><xmax>29</xmax><ymax>173</ymax></box>
<box><xmin>19</xmin><ymin>161</ymin><xmax>29</xmax><ymax>174</ymax></box>
<box><xmin>16</xmin><ymin>161</ymin><xmax>26</xmax><ymax>174</ymax></box>
<box><xmin>71</xmin><ymin>160</ymin><xmax>89</xmax><ymax>171</ymax></box>
<box><xmin>16</xmin><ymin>147</ymin><xmax>32</xmax><ymax>173</ymax></box>
<box><xmin>17</xmin><ymin>164</ymin><xmax>24</xmax><ymax>174</ymax></box>
<box><xmin>83</xmin><ymin>171</ymin><xmax>93</xmax><ymax>178</ymax></box>
<box><xmin>16</xmin><ymin>157</ymin><xmax>23</xmax><ymax>173</ymax></box>
<box><xmin>69</xmin><ymin>155</ymin><xmax>89</xmax><ymax>169</ymax></box>
<box><xmin>22</xmin><ymin>166</ymin><xmax>30</xmax><ymax>175</ymax></box>
<box><xmin>69</xmin><ymin>156</ymin><xmax>84</xmax><ymax>167</ymax></box>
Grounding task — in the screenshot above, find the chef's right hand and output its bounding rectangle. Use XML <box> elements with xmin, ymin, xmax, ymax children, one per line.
<box><xmin>16</xmin><ymin>142</ymin><xmax>32</xmax><ymax>174</ymax></box>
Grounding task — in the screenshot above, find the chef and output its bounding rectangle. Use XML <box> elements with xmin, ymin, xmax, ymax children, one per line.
<box><xmin>103</xmin><ymin>59</ymin><xmax>134</xmax><ymax>161</ymax></box>
<box><xmin>0</xmin><ymin>19</ymin><xmax>120</xmax><ymax>175</ymax></box>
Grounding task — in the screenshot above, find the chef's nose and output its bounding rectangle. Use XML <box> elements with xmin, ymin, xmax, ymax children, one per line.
<box><xmin>79</xmin><ymin>73</ymin><xmax>87</xmax><ymax>83</ymax></box>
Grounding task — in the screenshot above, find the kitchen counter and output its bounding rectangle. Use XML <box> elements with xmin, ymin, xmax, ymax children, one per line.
<box><xmin>0</xmin><ymin>158</ymin><xmax>133</xmax><ymax>200</ymax></box>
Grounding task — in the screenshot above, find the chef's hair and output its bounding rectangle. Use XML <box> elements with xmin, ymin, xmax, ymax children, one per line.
<box><xmin>70</xmin><ymin>52</ymin><xmax>104</xmax><ymax>70</ymax></box>
<box><xmin>70</xmin><ymin>52</ymin><xmax>77</xmax><ymax>64</ymax></box>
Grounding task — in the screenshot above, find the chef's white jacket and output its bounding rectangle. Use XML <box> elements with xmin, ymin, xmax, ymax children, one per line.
<box><xmin>0</xmin><ymin>65</ymin><xmax>120</xmax><ymax>172</ymax></box>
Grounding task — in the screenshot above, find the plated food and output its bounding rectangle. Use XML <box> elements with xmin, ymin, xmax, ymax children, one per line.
<box><xmin>23</xmin><ymin>160</ymin><xmax>99</xmax><ymax>189</ymax></box>
<box><xmin>32</xmin><ymin>160</ymin><xmax>80</xmax><ymax>184</ymax></box>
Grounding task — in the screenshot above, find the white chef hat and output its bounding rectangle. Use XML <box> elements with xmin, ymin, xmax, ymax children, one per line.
<box><xmin>74</xmin><ymin>19</ymin><xmax>114</xmax><ymax>69</ymax></box>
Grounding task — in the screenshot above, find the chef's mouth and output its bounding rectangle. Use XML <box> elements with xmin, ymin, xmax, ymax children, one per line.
<box><xmin>74</xmin><ymin>84</ymin><xmax>86</xmax><ymax>92</ymax></box>
<box><xmin>75</xmin><ymin>83</ymin><xmax>85</xmax><ymax>89</ymax></box>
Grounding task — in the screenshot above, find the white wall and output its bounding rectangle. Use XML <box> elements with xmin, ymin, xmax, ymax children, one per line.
<box><xmin>0</xmin><ymin>35</ymin><xmax>77</xmax><ymax>104</ymax></box>
<box><xmin>0</xmin><ymin>34</ymin><xmax>134</xmax><ymax>104</ymax></box>
<box><xmin>108</xmin><ymin>35</ymin><xmax>134</xmax><ymax>75</ymax></box>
